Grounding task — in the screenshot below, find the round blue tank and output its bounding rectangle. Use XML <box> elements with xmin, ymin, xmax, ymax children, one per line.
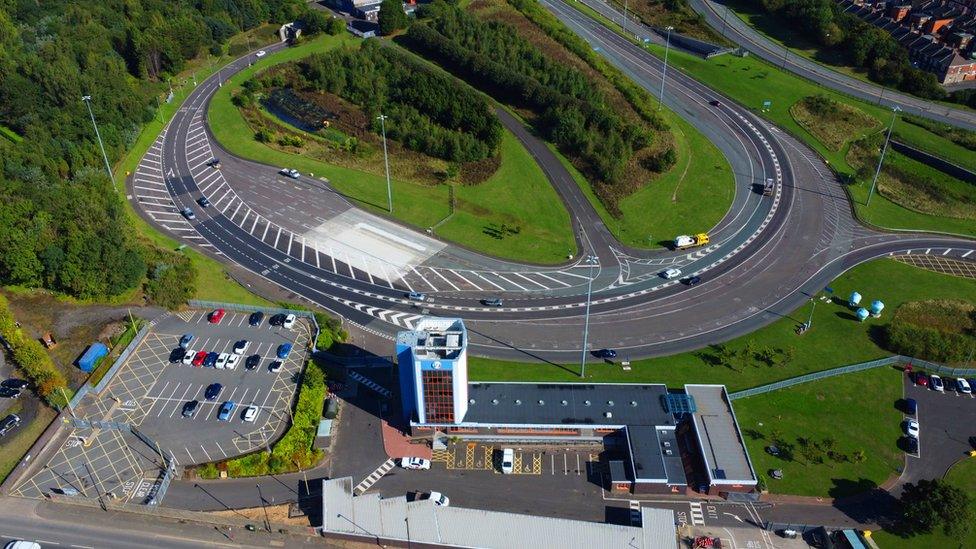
<box><xmin>870</xmin><ymin>300</ymin><xmax>885</xmax><ymax>317</ymax></box>
<box><xmin>849</xmin><ymin>291</ymin><xmax>862</xmax><ymax>307</ymax></box>
<box><xmin>856</xmin><ymin>307</ymin><xmax>870</xmax><ymax>321</ymax></box>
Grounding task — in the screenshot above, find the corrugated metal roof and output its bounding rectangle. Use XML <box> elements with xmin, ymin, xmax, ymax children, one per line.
<box><xmin>641</xmin><ymin>508</ymin><xmax>677</xmax><ymax>548</ymax></box>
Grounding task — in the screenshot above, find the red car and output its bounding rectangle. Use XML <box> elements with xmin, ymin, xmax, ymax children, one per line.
<box><xmin>915</xmin><ymin>372</ymin><xmax>929</xmax><ymax>387</ymax></box>
<box><xmin>209</xmin><ymin>309</ymin><xmax>226</xmax><ymax>324</ymax></box>
<box><xmin>192</xmin><ymin>350</ymin><xmax>208</xmax><ymax>367</ymax></box>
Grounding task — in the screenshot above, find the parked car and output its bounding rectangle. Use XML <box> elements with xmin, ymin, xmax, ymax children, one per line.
<box><xmin>169</xmin><ymin>348</ymin><xmax>187</xmax><ymax>364</ymax></box>
<box><xmin>245</xmin><ymin>354</ymin><xmax>261</xmax><ymax>370</ymax></box>
<box><xmin>283</xmin><ymin>314</ymin><xmax>297</xmax><ymax>330</ymax></box>
<box><xmin>248</xmin><ymin>311</ymin><xmax>264</xmax><ymax>326</ymax></box>
<box><xmin>233</xmin><ymin>340</ymin><xmax>250</xmax><ymax>355</ymax></box>
<box><xmin>206</xmin><ymin>158</ymin><xmax>221</xmax><ymax>169</ymax></box>
<box><xmin>181</xmin><ymin>207</ymin><xmax>195</xmax><ymax>220</ymax></box>
<box><xmin>269</xmin><ymin>313</ymin><xmax>286</xmax><ymax>326</ymax></box>
<box><xmin>482</xmin><ymin>298</ymin><xmax>503</xmax><ymax>307</ymax></box>
<box><xmin>216</xmin><ymin>353</ymin><xmax>230</xmax><ymax>369</ymax></box>
<box><xmin>1</xmin><ymin>379</ymin><xmax>29</xmax><ymax>390</ymax></box>
<box><xmin>218</xmin><ymin>401</ymin><xmax>236</xmax><ymax>421</ymax></box>
<box><xmin>0</xmin><ymin>414</ymin><xmax>21</xmax><ymax>437</ymax></box>
<box><xmin>242</xmin><ymin>406</ymin><xmax>258</xmax><ymax>422</ymax></box>
<box><xmin>596</xmin><ymin>349</ymin><xmax>617</xmax><ymax>359</ymax></box>
<box><xmin>420</xmin><ymin>491</ymin><xmax>450</xmax><ymax>507</ymax></box>
<box><xmin>661</xmin><ymin>268</ymin><xmax>682</xmax><ymax>280</ymax></box>
<box><xmin>682</xmin><ymin>275</ymin><xmax>703</xmax><ymax>286</ymax></box>
<box><xmin>958</xmin><ymin>378</ymin><xmax>972</xmax><ymax>394</ymax></box>
<box><xmin>406</xmin><ymin>292</ymin><xmax>427</xmax><ymax>302</ymax></box>
<box><xmin>192</xmin><ymin>350</ymin><xmax>208</xmax><ymax>367</ymax></box>
<box><xmin>905</xmin><ymin>419</ymin><xmax>920</xmax><ymax>438</ymax></box>
<box><xmin>204</xmin><ymin>352</ymin><xmax>219</xmax><ymax>368</ymax></box>
<box><xmin>501</xmin><ymin>448</ymin><xmax>514</xmax><ymax>474</ymax></box>
<box><xmin>183</xmin><ymin>349</ymin><xmax>198</xmax><ymax>366</ymax></box>
<box><xmin>268</xmin><ymin>361</ymin><xmax>283</xmax><ymax>373</ymax></box>
<box><xmin>277</xmin><ymin>343</ymin><xmax>292</xmax><ymax>359</ymax></box>
<box><xmin>179</xmin><ymin>333</ymin><xmax>194</xmax><ymax>348</ymax></box>
<box><xmin>182</xmin><ymin>400</ymin><xmax>199</xmax><ymax>418</ymax></box>
<box><xmin>905</xmin><ymin>435</ymin><xmax>919</xmax><ymax>454</ymax></box>
<box><xmin>930</xmin><ymin>374</ymin><xmax>945</xmax><ymax>392</ymax></box>
<box><xmin>945</xmin><ymin>377</ymin><xmax>958</xmax><ymax>392</ymax></box>
<box><xmin>0</xmin><ymin>388</ymin><xmax>20</xmax><ymax>399</ymax></box>
<box><xmin>914</xmin><ymin>372</ymin><xmax>929</xmax><ymax>387</ymax></box>
<box><xmin>4</xmin><ymin>540</ymin><xmax>40</xmax><ymax>549</ymax></box>
<box><xmin>209</xmin><ymin>308</ymin><xmax>226</xmax><ymax>324</ymax></box>
<box><xmin>205</xmin><ymin>383</ymin><xmax>223</xmax><ymax>401</ymax></box>
<box><xmin>400</xmin><ymin>457</ymin><xmax>431</xmax><ymax>470</ymax></box>
<box><xmin>196</xmin><ymin>196</ymin><xmax>211</xmax><ymax>208</ymax></box>
<box><xmin>226</xmin><ymin>354</ymin><xmax>240</xmax><ymax>370</ymax></box>
<box><xmin>905</xmin><ymin>398</ymin><xmax>918</xmax><ymax>415</ymax></box>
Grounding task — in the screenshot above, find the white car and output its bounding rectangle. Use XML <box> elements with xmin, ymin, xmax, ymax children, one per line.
<box><xmin>283</xmin><ymin>314</ymin><xmax>297</xmax><ymax>330</ymax></box>
<box><xmin>216</xmin><ymin>353</ymin><xmax>230</xmax><ymax>369</ymax></box>
<box><xmin>661</xmin><ymin>268</ymin><xmax>683</xmax><ymax>280</ymax></box>
<box><xmin>400</xmin><ymin>457</ymin><xmax>431</xmax><ymax>470</ymax></box>
<box><xmin>182</xmin><ymin>349</ymin><xmax>196</xmax><ymax>366</ymax></box>
<box><xmin>226</xmin><ymin>354</ymin><xmax>240</xmax><ymax>370</ymax></box>
<box><xmin>5</xmin><ymin>542</ymin><xmax>42</xmax><ymax>549</ymax></box>
<box><xmin>958</xmin><ymin>378</ymin><xmax>972</xmax><ymax>394</ymax></box>
<box><xmin>931</xmin><ymin>374</ymin><xmax>945</xmax><ymax>392</ymax></box>
<box><xmin>501</xmin><ymin>448</ymin><xmax>514</xmax><ymax>474</ymax></box>
<box><xmin>279</xmin><ymin>168</ymin><xmax>300</xmax><ymax>179</ymax></box>
<box><xmin>243</xmin><ymin>406</ymin><xmax>258</xmax><ymax>422</ymax></box>
<box><xmin>421</xmin><ymin>491</ymin><xmax>449</xmax><ymax>507</ymax></box>
<box><xmin>906</xmin><ymin>419</ymin><xmax>920</xmax><ymax>438</ymax></box>
<box><xmin>233</xmin><ymin>340</ymin><xmax>250</xmax><ymax>355</ymax></box>
<box><xmin>255</xmin><ymin>50</ymin><xmax>266</xmax><ymax>58</ymax></box>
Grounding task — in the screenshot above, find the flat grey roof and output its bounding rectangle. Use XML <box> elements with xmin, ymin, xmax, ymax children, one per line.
<box><xmin>321</xmin><ymin>478</ymin><xmax>677</xmax><ymax>548</ymax></box>
<box><xmin>685</xmin><ymin>385</ymin><xmax>757</xmax><ymax>485</ymax></box>
<box><xmin>464</xmin><ymin>383</ymin><xmax>675</xmax><ymax>427</ymax></box>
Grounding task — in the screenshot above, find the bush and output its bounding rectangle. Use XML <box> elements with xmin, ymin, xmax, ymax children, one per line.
<box><xmin>0</xmin><ymin>293</ymin><xmax>69</xmax><ymax>406</ymax></box>
<box><xmin>143</xmin><ymin>249</ymin><xmax>196</xmax><ymax>309</ymax></box>
<box><xmin>255</xmin><ymin>128</ymin><xmax>275</xmax><ymax>142</ymax></box>
<box><xmin>881</xmin><ymin>300</ymin><xmax>976</xmax><ymax>363</ymax></box>
<box><xmin>379</xmin><ymin>0</ymin><xmax>409</xmax><ymax>35</ymax></box>
<box><xmin>643</xmin><ymin>147</ymin><xmax>677</xmax><ymax>172</ymax></box>
<box><xmin>314</xmin><ymin>312</ymin><xmax>346</xmax><ymax>351</ymax></box>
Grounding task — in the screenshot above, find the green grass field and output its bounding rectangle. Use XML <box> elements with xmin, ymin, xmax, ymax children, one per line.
<box><xmin>734</xmin><ymin>366</ymin><xmax>904</xmax><ymax>498</ymax></box>
<box><xmin>873</xmin><ymin>458</ymin><xmax>976</xmax><ymax>548</ymax></box>
<box><xmin>208</xmin><ymin>35</ymin><xmax>576</xmax><ymax>264</ymax></box>
<box><xmin>468</xmin><ymin>259</ymin><xmax>976</xmax><ymax>390</ymax></box>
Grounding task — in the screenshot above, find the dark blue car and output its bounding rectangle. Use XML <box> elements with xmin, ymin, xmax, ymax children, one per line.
<box><xmin>204</xmin><ymin>352</ymin><xmax>219</xmax><ymax>367</ymax></box>
<box><xmin>276</xmin><ymin>343</ymin><xmax>292</xmax><ymax>359</ymax></box>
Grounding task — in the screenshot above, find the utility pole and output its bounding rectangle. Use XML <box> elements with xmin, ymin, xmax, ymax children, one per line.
<box><xmin>377</xmin><ymin>114</ymin><xmax>393</xmax><ymax>213</ymax></box>
<box><xmin>866</xmin><ymin>106</ymin><xmax>901</xmax><ymax>207</ymax></box>
<box><xmin>82</xmin><ymin>95</ymin><xmax>117</xmax><ymax>191</ymax></box>
<box><xmin>659</xmin><ymin>26</ymin><xmax>674</xmax><ymax>109</ymax></box>
<box><xmin>579</xmin><ymin>255</ymin><xmax>598</xmax><ymax>378</ymax></box>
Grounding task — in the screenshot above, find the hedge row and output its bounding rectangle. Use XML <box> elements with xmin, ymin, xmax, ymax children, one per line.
<box><xmin>0</xmin><ymin>293</ymin><xmax>69</xmax><ymax>407</ymax></box>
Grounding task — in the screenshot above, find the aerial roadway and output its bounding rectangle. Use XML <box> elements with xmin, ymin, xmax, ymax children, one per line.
<box><xmin>131</xmin><ymin>9</ymin><xmax>975</xmax><ymax>362</ymax></box>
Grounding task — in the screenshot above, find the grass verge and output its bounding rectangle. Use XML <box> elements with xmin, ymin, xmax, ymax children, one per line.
<box><xmin>734</xmin><ymin>366</ymin><xmax>904</xmax><ymax>498</ymax></box>
<box><xmin>0</xmin><ymin>405</ymin><xmax>56</xmax><ymax>483</ymax></box>
<box><xmin>468</xmin><ymin>259</ymin><xmax>976</xmax><ymax>390</ymax></box>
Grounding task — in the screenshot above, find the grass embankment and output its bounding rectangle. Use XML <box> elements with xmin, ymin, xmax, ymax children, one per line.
<box><xmin>874</xmin><ymin>458</ymin><xmax>976</xmax><ymax>549</ymax></box>
<box><xmin>734</xmin><ymin>366</ymin><xmax>904</xmax><ymax>498</ymax></box>
<box><xmin>210</xmin><ymin>34</ymin><xmax>576</xmax><ymax>264</ymax></box>
<box><xmin>468</xmin><ymin>259</ymin><xmax>976</xmax><ymax>390</ymax></box>
<box><xmin>790</xmin><ymin>95</ymin><xmax>879</xmax><ymax>152</ymax></box>
<box><xmin>0</xmin><ymin>405</ymin><xmax>57</xmax><ymax>483</ymax></box>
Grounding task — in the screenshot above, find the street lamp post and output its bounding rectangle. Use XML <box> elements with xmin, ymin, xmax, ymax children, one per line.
<box><xmin>81</xmin><ymin>95</ymin><xmax>117</xmax><ymax>190</ymax></box>
<box><xmin>377</xmin><ymin>114</ymin><xmax>393</xmax><ymax>213</ymax></box>
<box><xmin>805</xmin><ymin>298</ymin><xmax>817</xmax><ymax>330</ymax></box>
<box><xmin>659</xmin><ymin>26</ymin><xmax>674</xmax><ymax>109</ymax></box>
<box><xmin>579</xmin><ymin>255</ymin><xmax>598</xmax><ymax>378</ymax></box>
<box><xmin>866</xmin><ymin>106</ymin><xmax>901</xmax><ymax>207</ymax></box>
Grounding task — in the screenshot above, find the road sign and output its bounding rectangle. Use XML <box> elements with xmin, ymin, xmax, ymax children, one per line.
<box><xmin>762</xmin><ymin>100</ymin><xmax>772</xmax><ymax>110</ymax></box>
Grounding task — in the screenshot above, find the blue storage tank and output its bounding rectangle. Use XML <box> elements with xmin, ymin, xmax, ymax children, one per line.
<box><xmin>849</xmin><ymin>291</ymin><xmax>862</xmax><ymax>307</ymax></box>
<box><xmin>856</xmin><ymin>308</ymin><xmax>870</xmax><ymax>322</ymax></box>
<box><xmin>870</xmin><ymin>300</ymin><xmax>885</xmax><ymax>318</ymax></box>
<box><xmin>77</xmin><ymin>342</ymin><xmax>108</xmax><ymax>372</ymax></box>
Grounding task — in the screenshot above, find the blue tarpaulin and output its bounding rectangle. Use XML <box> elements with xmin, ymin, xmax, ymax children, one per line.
<box><xmin>77</xmin><ymin>342</ymin><xmax>108</xmax><ymax>372</ymax></box>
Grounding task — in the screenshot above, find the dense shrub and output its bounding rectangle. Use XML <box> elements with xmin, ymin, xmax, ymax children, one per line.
<box><xmin>143</xmin><ymin>249</ymin><xmax>196</xmax><ymax>310</ymax></box>
<box><xmin>379</xmin><ymin>0</ymin><xmax>410</xmax><ymax>36</ymax></box>
<box><xmin>881</xmin><ymin>300</ymin><xmax>976</xmax><ymax>363</ymax></box>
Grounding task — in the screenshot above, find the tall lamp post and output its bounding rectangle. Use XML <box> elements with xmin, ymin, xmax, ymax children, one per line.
<box><xmin>82</xmin><ymin>95</ymin><xmax>116</xmax><ymax>190</ymax></box>
<box><xmin>377</xmin><ymin>114</ymin><xmax>393</xmax><ymax>213</ymax></box>
<box><xmin>866</xmin><ymin>106</ymin><xmax>901</xmax><ymax>207</ymax></box>
<box><xmin>579</xmin><ymin>255</ymin><xmax>598</xmax><ymax>378</ymax></box>
<box><xmin>659</xmin><ymin>26</ymin><xmax>674</xmax><ymax>109</ymax></box>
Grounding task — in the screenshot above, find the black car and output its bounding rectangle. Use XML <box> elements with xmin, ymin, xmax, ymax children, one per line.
<box><xmin>482</xmin><ymin>298</ymin><xmax>503</xmax><ymax>307</ymax></box>
<box><xmin>682</xmin><ymin>275</ymin><xmax>703</xmax><ymax>286</ymax></box>
<box><xmin>0</xmin><ymin>414</ymin><xmax>21</xmax><ymax>436</ymax></box>
<box><xmin>205</xmin><ymin>383</ymin><xmax>223</xmax><ymax>401</ymax></box>
<box><xmin>905</xmin><ymin>435</ymin><xmax>919</xmax><ymax>454</ymax></box>
<box><xmin>269</xmin><ymin>313</ymin><xmax>286</xmax><ymax>327</ymax></box>
<box><xmin>1</xmin><ymin>379</ymin><xmax>29</xmax><ymax>390</ymax></box>
<box><xmin>248</xmin><ymin>311</ymin><xmax>265</xmax><ymax>326</ymax></box>
<box><xmin>169</xmin><ymin>348</ymin><xmax>187</xmax><ymax>364</ymax></box>
<box><xmin>245</xmin><ymin>354</ymin><xmax>261</xmax><ymax>370</ymax></box>
<box><xmin>0</xmin><ymin>388</ymin><xmax>20</xmax><ymax>399</ymax></box>
<box><xmin>196</xmin><ymin>196</ymin><xmax>211</xmax><ymax>208</ymax></box>
<box><xmin>596</xmin><ymin>349</ymin><xmax>617</xmax><ymax>359</ymax></box>
<box><xmin>206</xmin><ymin>158</ymin><xmax>221</xmax><ymax>169</ymax></box>
<box><xmin>268</xmin><ymin>361</ymin><xmax>283</xmax><ymax>373</ymax></box>
<box><xmin>204</xmin><ymin>352</ymin><xmax>219</xmax><ymax>367</ymax></box>
<box><xmin>182</xmin><ymin>400</ymin><xmax>200</xmax><ymax>418</ymax></box>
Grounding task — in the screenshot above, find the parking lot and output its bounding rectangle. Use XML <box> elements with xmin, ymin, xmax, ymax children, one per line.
<box><xmin>902</xmin><ymin>370</ymin><xmax>976</xmax><ymax>486</ymax></box>
<box><xmin>13</xmin><ymin>307</ymin><xmax>312</xmax><ymax>504</ymax></box>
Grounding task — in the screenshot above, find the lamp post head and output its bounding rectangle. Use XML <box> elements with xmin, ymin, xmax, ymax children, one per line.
<box><xmin>82</xmin><ymin>95</ymin><xmax>91</xmax><ymax>101</ymax></box>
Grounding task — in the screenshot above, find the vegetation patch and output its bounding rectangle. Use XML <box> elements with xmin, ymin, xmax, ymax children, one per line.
<box><xmin>613</xmin><ymin>0</ymin><xmax>728</xmax><ymax>44</ymax></box>
<box><xmin>735</xmin><ymin>366</ymin><xmax>904</xmax><ymax>498</ymax></box>
<box><xmin>789</xmin><ymin>95</ymin><xmax>878</xmax><ymax>152</ymax></box>
<box><xmin>880</xmin><ymin>300</ymin><xmax>976</xmax><ymax>365</ymax></box>
<box><xmin>899</xmin><ymin>114</ymin><xmax>976</xmax><ymax>153</ymax></box>
<box><xmin>0</xmin><ymin>293</ymin><xmax>69</xmax><ymax>407</ymax></box>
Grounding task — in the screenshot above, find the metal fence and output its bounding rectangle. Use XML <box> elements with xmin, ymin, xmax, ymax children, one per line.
<box><xmin>729</xmin><ymin>355</ymin><xmax>976</xmax><ymax>400</ymax></box>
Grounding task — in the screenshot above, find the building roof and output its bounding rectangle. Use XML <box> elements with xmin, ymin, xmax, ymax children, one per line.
<box><xmin>463</xmin><ymin>383</ymin><xmax>675</xmax><ymax>427</ymax></box>
<box><xmin>396</xmin><ymin>318</ymin><xmax>466</xmax><ymax>361</ymax></box>
<box><xmin>685</xmin><ymin>385</ymin><xmax>757</xmax><ymax>485</ymax></box>
<box><xmin>320</xmin><ymin>478</ymin><xmax>678</xmax><ymax>548</ymax></box>
<box><xmin>627</xmin><ymin>425</ymin><xmax>686</xmax><ymax>484</ymax></box>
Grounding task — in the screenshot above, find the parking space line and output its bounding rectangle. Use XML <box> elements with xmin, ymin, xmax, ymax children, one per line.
<box><xmin>200</xmin><ymin>444</ymin><xmax>213</xmax><ymax>462</ymax></box>
<box><xmin>449</xmin><ymin>269</ymin><xmax>482</xmax><ymax>291</ymax></box>
<box><xmin>168</xmin><ymin>385</ymin><xmax>194</xmax><ymax>418</ymax></box>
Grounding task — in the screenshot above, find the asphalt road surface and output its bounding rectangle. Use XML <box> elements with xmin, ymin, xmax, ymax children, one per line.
<box><xmin>127</xmin><ymin>25</ymin><xmax>974</xmax><ymax>363</ymax></box>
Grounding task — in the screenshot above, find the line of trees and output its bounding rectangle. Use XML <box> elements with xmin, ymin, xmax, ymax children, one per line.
<box><xmin>404</xmin><ymin>4</ymin><xmax>652</xmax><ymax>186</ymax></box>
<box><xmin>0</xmin><ymin>294</ymin><xmax>69</xmax><ymax>407</ymax></box>
<box><xmin>750</xmin><ymin>0</ymin><xmax>945</xmax><ymax>99</ymax></box>
<box><xmin>295</xmin><ymin>40</ymin><xmax>502</xmax><ymax>163</ymax></box>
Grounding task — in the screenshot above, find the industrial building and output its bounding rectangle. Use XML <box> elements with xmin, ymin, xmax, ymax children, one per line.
<box><xmin>396</xmin><ymin>318</ymin><xmax>758</xmax><ymax>496</ymax></box>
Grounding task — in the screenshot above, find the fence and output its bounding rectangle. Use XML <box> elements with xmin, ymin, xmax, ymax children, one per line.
<box><xmin>729</xmin><ymin>355</ymin><xmax>976</xmax><ymax>400</ymax></box>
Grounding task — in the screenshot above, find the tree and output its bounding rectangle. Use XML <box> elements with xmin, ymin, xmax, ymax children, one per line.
<box><xmin>900</xmin><ymin>479</ymin><xmax>973</xmax><ymax>535</ymax></box>
<box><xmin>378</xmin><ymin>0</ymin><xmax>409</xmax><ymax>36</ymax></box>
